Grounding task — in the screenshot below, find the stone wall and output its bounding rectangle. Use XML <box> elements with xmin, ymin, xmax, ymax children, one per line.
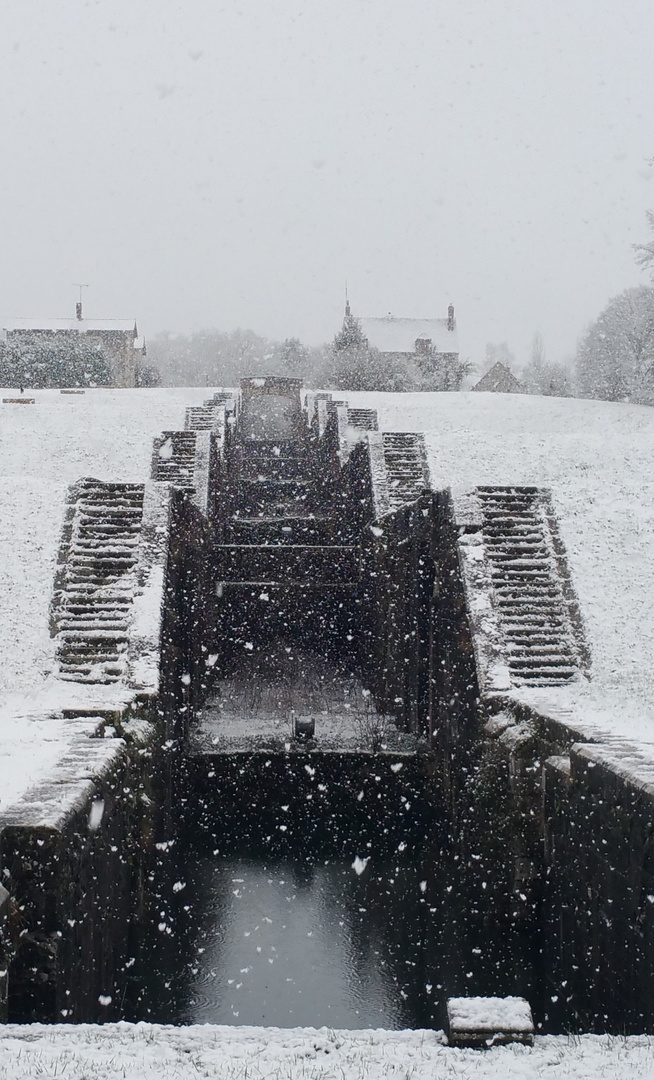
<box><xmin>158</xmin><ymin>489</ymin><xmax>213</xmax><ymax>743</ymax></box>
<box><xmin>1</xmin><ymin>430</ymin><xmax>215</xmax><ymax>1020</ymax></box>
<box><xmin>444</xmin><ymin>707</ymin><xmax>654</xmax><ymax>1032</ymax></box>
<box><xmin>0</xmin><ymin>736</ymin><xmax>155</xmax><ymax>1022</ymax></box>
<box><xmin>360</xmin><ymin>496</ymin><xmax>435</xmax><ymax>735</ymax></box>
<box><xmin>429</xmin><ymin>484</ymin><xmax>654</xmax><ymax>1031</ymax></box>
<box><xmin>543</xmin><ymin>742</ymin><xmax>654</xmax><ymax>1031</ymax></box>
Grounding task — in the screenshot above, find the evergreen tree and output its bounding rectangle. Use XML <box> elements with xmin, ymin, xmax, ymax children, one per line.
<box><xmin>135</xmin><ymin>359</ymin><xmax>162</xmax><ymax>387</ymax></box>
<box><xmin>0</xmin><ymin>336</ymin><xmax>112</xmax><ymax>388</ymax></box>
<box><xmin>276</xmin><ymin>337</ymin><xmax>310</xmax><ymax>375</ymax></box>
<box><xmin>330</xmin><ymin>305</ymin><xmax>376</xmax><ymax>390</ymax></box>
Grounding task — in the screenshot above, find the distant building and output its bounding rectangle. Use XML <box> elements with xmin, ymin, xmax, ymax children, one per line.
<box><xmin>1</xmin><ymin>302</ymin><xmax>145</xmax><ymax>388</ymax></box>
<box><xmin>472</xmin><ymin>362</ymin><xmax>526</xmax><ymax>394</ymax></box>
<box><xmin>358</xmin><ymin>303</ymin><xmax>460</xmax><ymax>386</ymax></box>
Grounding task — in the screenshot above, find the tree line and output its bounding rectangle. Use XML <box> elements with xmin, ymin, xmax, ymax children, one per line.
<box><xmin>3</xmin><ymin>211</ymin><xmax>654</xmax><ymax>398</ymax></box>
<box><xmin>146</xmin><ymin>319</ymin><xmax>471</xmax><ymax>393</ymax></box>
<box><xmin>148</xmin><ymin>217</ymin><xmax>654</xmax><ymax>401</ymax></box>
<box><xmin>486</xmin><ymin>214</ymin><xmax>654</xmax><ymax>403</ymax></box>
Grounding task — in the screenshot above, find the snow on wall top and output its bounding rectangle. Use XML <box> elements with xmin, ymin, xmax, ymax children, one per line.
<box><xmin>359</xmin><ymin>316</ymin><xmax>459</xmax><ymax>355</ymax></box>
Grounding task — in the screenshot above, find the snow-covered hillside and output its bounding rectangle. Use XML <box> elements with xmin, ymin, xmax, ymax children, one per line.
<box><xmin>0</xmin><ymin>388</ymin><xmax>211</xmax><ymax>805</ymax></box>
<box><xmin>351</xmin><ymin>391</ymin><xmax>654</xmax><ymax>746</ymax></box>
<box><xmin>2</xmin><ymin>387</ymin><xmax>654</xmax><ymax>807</ymax></box>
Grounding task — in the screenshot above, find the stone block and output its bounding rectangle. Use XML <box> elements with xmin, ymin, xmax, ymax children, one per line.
<box><xmin>446</xmin><ymin>995</ymin><xmax>535</xmax><ymax>1047</ymax></box>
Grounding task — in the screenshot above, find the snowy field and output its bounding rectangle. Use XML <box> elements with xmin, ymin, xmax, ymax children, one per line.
<box><xmin>3</xmin><ymin>389</ymin><xmax>654</xmax><ymax>1074</ymax></box>
<box><xmin>0</xmin><ymin>388</ymin><xmax>211</xmax><ymax>808</ymax></box>
<box><xmin>0</xmin><ymin>1023</ymin><xmax>653</xmax><ymax>1079</ymax></box>
<box><xmin>352</xmin><ymin>391</ymin><xmax>654</xmax><ymax>748</ymax></box>
<box><xmin>2</xmin><ymin>387</ymin><xmax>654</xmax><ymax>808</ymax></box>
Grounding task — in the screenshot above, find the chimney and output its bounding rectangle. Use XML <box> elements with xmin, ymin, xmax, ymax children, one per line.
<box><xmin>447</xmin><ymin>303</ymin><xmax>455</xmax><ymax>331</ymax></box>
<box><xmin>76</xmin><ymin>302</ymin><xmax>83</xmax><ymax>321</ymax></box>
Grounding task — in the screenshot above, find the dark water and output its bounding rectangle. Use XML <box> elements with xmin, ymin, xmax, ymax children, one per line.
<box><xmin>124</xmin><ymin>824</ymin><xmax>539</xmax><ymax>1029</ymax></box>
<box><xmin>127</xmin><ymin>844</ymin><xmax>429</xmax><ymax>1027</ymax></box>
<box><xmin>139</xmin><ymin>853</ymin><xmax>425</xmax><ymax>1027</ymax></box>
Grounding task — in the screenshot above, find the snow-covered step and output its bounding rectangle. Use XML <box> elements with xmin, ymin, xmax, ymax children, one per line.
<box><xmin>382</xmin><ymin>431</ymin><xmax>429</xmax><ymax>510</ymax></box>
<box><xmin>151</xmin><ymin>431</ymin><xmax>198</xmax><ymax>491</ymax></box>
<box><xmin>52</xmin><ymin>479</ymin><xmax>146</xmax><ymax>684</ymax></box>
<box><xmin>477</xmin><ymin>486</ymin><xmax>582</xmax><ymax>687</ymax></box>
<box><xmin>185</xmin><ymin>405</ymin><xmax>219</xmax><ymax>431</ymax></box>
<box><xmin>205</xmin><ymin>391</ymin><xmax>236</xmax><ymax>409</ymax></box>
<box><xmin>347</xmin><ymin>407</ymin><xmax>378</xmax><ymax>431</ymax></box>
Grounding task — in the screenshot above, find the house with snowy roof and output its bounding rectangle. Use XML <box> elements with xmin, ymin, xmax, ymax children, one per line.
<box><xmin>356</xmin><ymin>303</ymin><xmax>463</xmax><ymax>389</ymax></box>
<box><xmin>1</xmin><ymin>301</ymin><xmax>145</xmax><ymax>388</ymax></box>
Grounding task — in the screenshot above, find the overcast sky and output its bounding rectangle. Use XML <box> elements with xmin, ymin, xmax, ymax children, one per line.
<box><xmin>1</xmin><ymin>0</ymin><xmax>653</xmax><ymax>371</ymax></box>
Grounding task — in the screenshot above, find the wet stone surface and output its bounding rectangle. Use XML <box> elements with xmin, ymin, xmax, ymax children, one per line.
<box><xmin>190</xmin><ymin>646</ymin><xmax>423</xmax><ymax>754</ymax></box>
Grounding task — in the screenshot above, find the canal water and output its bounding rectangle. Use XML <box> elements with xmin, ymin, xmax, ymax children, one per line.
<box><xmin>124</xmin><ymin>809</ymin><xmax>539</xmax><ymax>1029</ymax></box>
<box><xmin>129</xmin><ymin>850</ymin><xmax>426</xmax><ymax>1028</ymax></box>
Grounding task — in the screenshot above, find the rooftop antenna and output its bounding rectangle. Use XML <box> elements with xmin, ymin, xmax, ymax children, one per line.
<box><xmin>344</xmin><ymin>279</ymin><xmax>350</xmax><ymax>317</ymax></box>
<box><xmin>72</xmin><ymin>283</ymin><xmax>88</xmax><ymax>321</ymax></box>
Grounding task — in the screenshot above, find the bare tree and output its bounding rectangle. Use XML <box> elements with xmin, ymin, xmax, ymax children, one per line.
<box><xmin>575</xmin><ymin>286</ymin><xmax>654</xmax><ymax>401</ymax></box>
<box><xmin>634</xmin><ymin>209</ymin><xmax>654</xmax><ymax>275</ymax></box>
<box><xmin>522</xmin><ymin>333</ymin><xmax>572</xmax><ymax>397</ymax></box>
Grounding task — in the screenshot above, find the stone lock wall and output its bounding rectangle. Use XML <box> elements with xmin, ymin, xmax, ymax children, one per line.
<box><xmin>359</xmin><ymin>496</ymin><xmax>435</xmax><ymax>736</ymax></box>
<box><xmin>427</xmin><ymin>482</ymin><xmax>654</xmax><ymax>1031</ymax></box>
<box><xmin>0</xmin><ymin>737</ymin><xmax>158</xmax><ymax>1023</ymax></box>
<box><xmin>543</xmin><ymin>745</ymin><xmax>654</xmax><ymax>1031</ymax></box>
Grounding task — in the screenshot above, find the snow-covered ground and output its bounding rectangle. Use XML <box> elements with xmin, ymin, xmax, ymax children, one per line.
<box><xmin>0</xmin><ymin>388</ymin><xmax>210</xmax><ymax>809</ymax></box>
<box><xmin>2</xmin><ymin>387</ymin><xmax>654</xmax><ymax>807</ymax></box>
<box><xmin>351</xmin><ymin>391</ymin><xmax>654</xmax><ymax>749</ymax></box>
<box><xmin>0</xmin><ymin>1023</ymin><xmax>653</xmax><ymax>1079</ymax></box>
<box><xmin>3</xmin><ymin>389</ymin><xmax>654</xmax><ymax>1071</ymax></box>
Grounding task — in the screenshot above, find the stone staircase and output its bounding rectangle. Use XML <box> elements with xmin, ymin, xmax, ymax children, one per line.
<box><xmin>52</xmin><ymin>480</ymin><xmax>145</xmax><ymax>683</ymax></box>
<box><xmin>151</xmin><ymin>431</ymin><xmax>197</xmax><ymax>493</ymax></box>
<box><xmin>206</xmin><ymin>391</ymin><xmax>236</xmax><ymax>409</ymax></box>
<box><xmin>382</xmin><ymin>433</ymin><xmax>429</xmax><ymax>509</ymax></box>
<box><xmin>477</xmin><ymin>486</ymin><xmax>580</xmax><ymax>687</ymax></box>
<box><xmin>347</xmin><ymin>407</ymin><xmax>378</xmax><ymax>431</ymax></box>
<box><xmin>185</xmin><ymin>405</ymin><xmax>218</xmax><ymax>431</ymax></box>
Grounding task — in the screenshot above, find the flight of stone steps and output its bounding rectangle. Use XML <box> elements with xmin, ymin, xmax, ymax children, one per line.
<box><xmin>53</xmin><ymin>480</ymin><xmax>145</xmax><ymax>683</ymax></box>
<box><xmin>185</xmin><ymin>394</ymin><xmax>237</xmax><ymax>434</ymax></box>
<box><xmin>206</xmin><ymin>391</ymin><xmax>236</xmax><ymax>410</ymax></box>
<box><xmin>151</xmin><ymin>431</ymin><xmax>198</xmax><ymax>494</ymax></box>
<box><xmin>185</xmin><ymin>405</ymin><xmax>218</xmax><ymax>431</ymax></box>
<box><xmin>477</xmin><ymin>486</ymin><xmax>580</xmax><ymax>687</ymax></box>
<box><xmin>347</xmin><ymin>407</ymin><xmax>378</xmax><ymax>431</ymax></box>
<box><xmin>382</xmin><ymin>432</ymin><xmax>429</xmax><ymax>509</ymax></box>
